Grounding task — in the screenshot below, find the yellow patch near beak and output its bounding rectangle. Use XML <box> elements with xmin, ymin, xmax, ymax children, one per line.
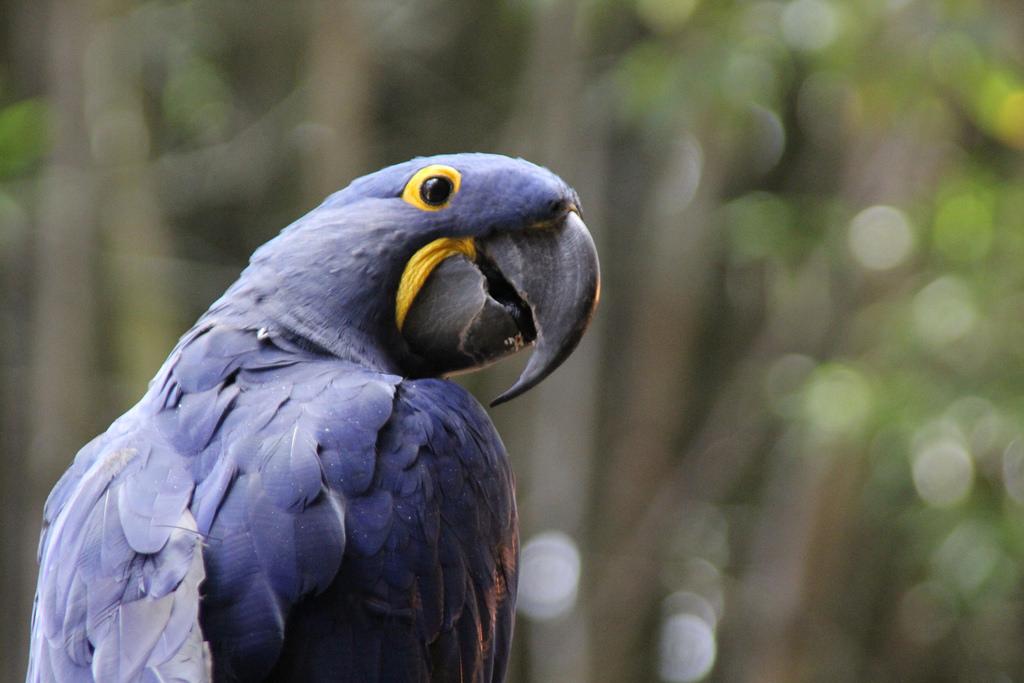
<box><xmin>395</xmin><ymin>237</ymin><xmax>477</xmax><ymax>330</ymax></box>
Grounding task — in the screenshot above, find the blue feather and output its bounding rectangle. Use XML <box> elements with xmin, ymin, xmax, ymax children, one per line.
<box><xmin>30</xmin><ymin>326</ymin><xmax>518</xmax><ymax>682</ymax></box>
<box><xmin>257</xmin><ymin>424</ymin><xmax>322</xmax><ymax>511</ymax></box>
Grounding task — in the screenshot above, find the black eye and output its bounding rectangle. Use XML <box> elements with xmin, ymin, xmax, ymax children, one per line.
<box><xmin>420</xmin><ymin>176</ymin><xmax>453</xmax><ymax>206</ymax></box>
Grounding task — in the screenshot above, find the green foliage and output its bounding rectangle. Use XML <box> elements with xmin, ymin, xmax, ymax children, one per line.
<box><xmin>0</xmin><ymin>99</ymin><xmax>49</xmax><ymax>178</ymax></box>
<box><xmin>162</xmin><ymin>57</ymin><xmax>232</xmax><ymax>143</ymax></box>
<box><xmin>593</xmin><ymin>0</ymin><xmax>1024</xmax><ymax>679</ymax></box>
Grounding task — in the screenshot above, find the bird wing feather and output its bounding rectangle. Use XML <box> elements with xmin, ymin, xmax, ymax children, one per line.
<box><xmin>29</xmin><ymin>325</ymin><xmax>517</xmax><ymax>683</ymax></box>
<box><xmin>27</xmin><ymin>326</ymin><xmax>395</xmax><ymax>682</ymax></box>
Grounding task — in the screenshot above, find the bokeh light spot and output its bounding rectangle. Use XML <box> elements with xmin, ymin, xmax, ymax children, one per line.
<box><xmin>847</xmin><ymin>205</ymin><xmax>914</xmax><ymax>270</ymax></box>
<box><xmin>803</xmin><ymin>364</ymin><xmax>872</xmax><ymax>437</ymax></box>
<box><xmin>637</xmin><ymin>0</ymin><xmax>699</xmax><ymax>32</ymax></box>
<box><xmin>912</xmin><ymin>276</ymin><xmax>977</xmax><ymax>347</ymax></box>
<box><xmin>663</xmin><ymin>591</ymin><xmax>719</xmax><ymax>630</ymax></box>
<box><xmin>781</xmin><ymin>0</ymin><xmax>839</xmax><ymax>52</ymax></box>
<box><xmin>517</xmin><ymin>531</ymin><xmax>581</xmax><ymax>621</ymax></box>
<box><xmin>658</xmin><ymin>133</ymin><xmax>704</xmax><ymax>215</ymax></box>
<box><xmin>659</xmin><ymin>614</ymin><xmax>716</xmax><ymax>682</ymax></box>
<box><xmin>1001</xmin><ymin>441</ymin><xmax>1024</xmax><ymax>504</ymax></box>
<box><xmin>747</xmin><ymin>105</ymin><xmax>786</xmax><ymax>174</ymax></box>
<box><xmin>933</xmin><ymin>522</ymin><xmax>1000</xmax><ymax>595</ymax></box>
<box><xmin>912</xmin><ymin>436</ymin><xmax>974</xmax><ymax>507</ymax></box>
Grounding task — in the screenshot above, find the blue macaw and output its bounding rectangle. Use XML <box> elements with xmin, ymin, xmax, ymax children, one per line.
<box><xmin>27</xmin><ymin>153</ymin><xmax>600</xmax><ymax>682</ymax></box>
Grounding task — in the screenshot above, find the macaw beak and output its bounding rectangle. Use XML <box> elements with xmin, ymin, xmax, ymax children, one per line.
<box><xmin>400</xmin><ymin>210</ymin><xmax>600</xmax><ymax>404</ymax></box>
<box><xmin>481</xmin><ymin>210</ymin><xmax>600</xmax><ymax>405</ymax></box>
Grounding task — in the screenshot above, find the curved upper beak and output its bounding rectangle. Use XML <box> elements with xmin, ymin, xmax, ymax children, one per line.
<box><xmin>482</xmin><ymin>210</ymin><xmax>600</xmax><ymax>406</ymax></box>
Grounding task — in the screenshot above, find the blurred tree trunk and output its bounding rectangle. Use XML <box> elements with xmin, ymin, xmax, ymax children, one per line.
<box><xmin>586</xmin><ymin>129</ymin><xmax>728</xmax><ymax>682</ymax></box>
<box><xmin>1</xmin><ymin>4</ymin><xmax>47</xmax><ymax>678</ymax></box>
<box><xmin>93</xmin><ymin>3</ymin><xmax>182</xmax><ymax>403</ymax></box>
<box><xmin>300</xmin><ymin>0</ymin><xmax>371</xmax><ymax>204</ymax></box>
<box><xmin>18</xmin><ymin>1</ymin><xmax>99</xmax><ymax>680</ymax></box>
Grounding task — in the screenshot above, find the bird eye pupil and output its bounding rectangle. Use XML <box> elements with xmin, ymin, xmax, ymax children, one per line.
<box><xmin>420</xmin><ymin>176</ymin><xmax>453</xmax><ymax>206</ymax></box>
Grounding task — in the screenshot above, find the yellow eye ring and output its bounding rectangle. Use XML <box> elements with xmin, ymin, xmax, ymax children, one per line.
<box><xmin>402</xmin><ymin>164</ymin><xmax>462</xmax><ymax>211</ymax></box>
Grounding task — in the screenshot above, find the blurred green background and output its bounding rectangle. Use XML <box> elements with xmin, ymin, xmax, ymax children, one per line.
<box><xmin>3</xmin><ymin>0</ymin><xmax>1024</xmax><ymax>681</ymax></box>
